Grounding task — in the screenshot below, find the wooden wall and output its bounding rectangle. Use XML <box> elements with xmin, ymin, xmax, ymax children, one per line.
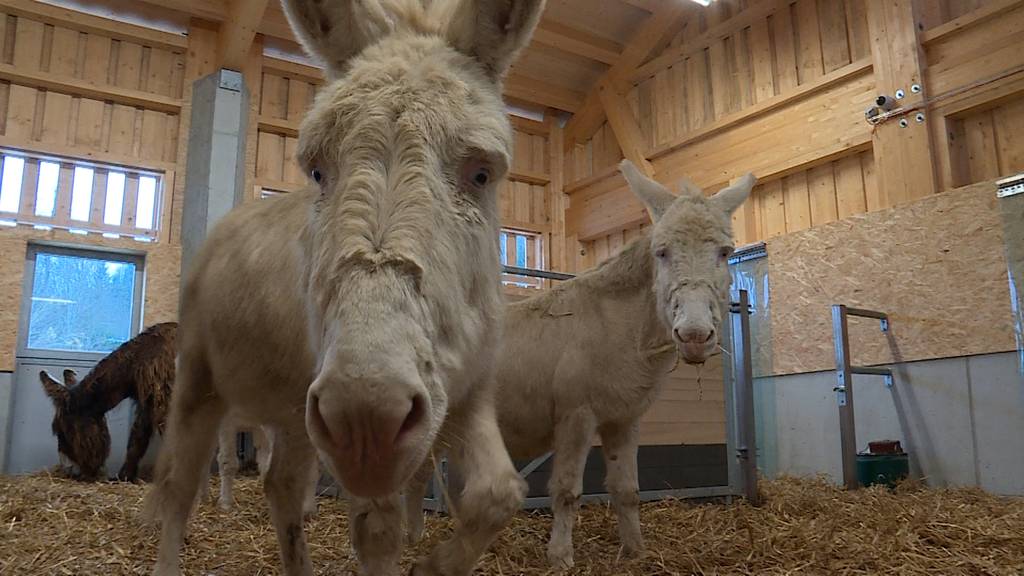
<box><xmin>0</xmin><ymin>1</ymin><xmax>196</xmax><ymax>371</ymax></box>
<box><xmin>558</xmin><ymin>0</ymin><xmax>1024</xmax><ymax>378</ymax></box>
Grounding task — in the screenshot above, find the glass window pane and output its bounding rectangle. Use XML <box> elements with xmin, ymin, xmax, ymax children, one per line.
<box><xmin>104</xmin><ymin>172</ymin><xmax>126</xmax><ymax>226</ymax></box>
<box><xmin>35</xmin><ymin>162</ymin><xmax>60</xmax><ymax>217</ymax></box>
<box><xmin>136</xmin><ymin>176</ymin><xmax>157</xmax><ymax>229</ymax></box>
<box><xmin>0</xmin><ymin>156</ymin><xmax>25</xmax><ymax>213</ymax></box>
<box><xmin>499</xmin><ymin>232</ymin><xmax>508</xmax><ymax>265</ymax></box>
<box><xmin>516</xmin><ymin>235</ymin><xmax>527</xmax><ymax>267</ymax></box>
<box><xmin>70</xmin><ymin>167</ymin><xmax>94</xmax><ymax>221</ymax></box>
<box><xmin>26</xmin><ymin>252</ymin><xmax>137</xmax><ymax>353</ymax></box>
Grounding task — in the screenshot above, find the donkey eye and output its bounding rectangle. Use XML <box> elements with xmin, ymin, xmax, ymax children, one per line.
<box><xmin>718</xmin><ymin>246</ymin><xmax>734</xmax><ymax>260</ymax></box>
<box><xmin>472</xmin><ymin>168</ymin><xmax>491</xmax><ymax>187</ymax></box>
<box><xmin>311</xmin><ymin>169</ymin><xmax>323</xmax><ymax>184</ymax></box>
<box><xmin>655</xmin><ymin>247</ymin><xmax>668</xmax><ymax>259</ymax></box>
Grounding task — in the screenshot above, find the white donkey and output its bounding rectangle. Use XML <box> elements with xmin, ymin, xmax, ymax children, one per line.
<box><xmin>407</xmin><ymin>160</ymin><xmax>755</xmax><ymax>568</ymax></box>
<box><xmin>145</xmin><ymin>0</ymin><xmax>544</xmax><ymax>574</ymax></box>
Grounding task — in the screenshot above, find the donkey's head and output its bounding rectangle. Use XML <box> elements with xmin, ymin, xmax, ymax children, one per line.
<box><xmin>39</xmin><ymin>370</ymin><xmax>110</xmax><ymax>480</ymax></box>
<box><xmin>284</xmin><ymin>0</ymin><xmax>544</xmax><ymax>497</ymax></box>
<box><xmin>620</xmin><ymin>160</ymin><xmax>755</xmax><ymax>365</ymax></box>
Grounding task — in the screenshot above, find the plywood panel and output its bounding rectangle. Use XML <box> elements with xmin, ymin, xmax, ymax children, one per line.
<box><xmin>768</xmin><ymin>180</ymin><xmax>1017</xmax><ymax>375</ymax></box>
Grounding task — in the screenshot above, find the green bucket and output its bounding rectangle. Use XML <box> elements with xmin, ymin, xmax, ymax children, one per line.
<box><xmin>856</xmin><ymin>453</ymin><xmax>909</xmax><ymax>488</ymax></box>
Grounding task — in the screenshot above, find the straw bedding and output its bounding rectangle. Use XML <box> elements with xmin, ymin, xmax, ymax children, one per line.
<box><xmin>1</xmin><ymin>473</ymin><xmax>1022</xmax><ymax>575</ymax></box>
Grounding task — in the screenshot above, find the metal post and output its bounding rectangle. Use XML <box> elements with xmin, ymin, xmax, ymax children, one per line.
<box><xmin>832</xmin><ymin>305</ymin><xmax>859</xmax><ymax>490</ymax></box>
<box><xmin>731</xmin><ymin>290</ymin><xmax>759</xmax><ymax>505</ymax></box>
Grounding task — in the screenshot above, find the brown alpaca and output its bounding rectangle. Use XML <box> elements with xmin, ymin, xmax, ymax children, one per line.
<box><xmin>39</xmin><ymin>322</ymin><xmax>176</xmax><ymax>481</ymax></box>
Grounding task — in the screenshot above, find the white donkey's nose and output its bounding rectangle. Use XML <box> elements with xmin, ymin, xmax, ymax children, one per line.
<box><xmin>306</xmin><ymin>373</ymin><xmax>427</xmax><ymax>498</ymax></box>
<box><xmin>674</xmin><ymin>326</ymin><xmax>715</xmax><ymax>344</ymax></box>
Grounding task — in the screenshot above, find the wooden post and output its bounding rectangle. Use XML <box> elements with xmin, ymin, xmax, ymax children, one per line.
<box><xmin>866</xmin><ymin>0</ymin><xmax>936</xmax><ymax>206</ymax></box>
<box><xmin>545</xmin><ymin>110</ymin><xmax>567</xmax><ymax>272</ymax></box>
<box><xmin>597</xmin><ymin>79</ymin><xmax>655</xmax><ymax>176</ymax></box>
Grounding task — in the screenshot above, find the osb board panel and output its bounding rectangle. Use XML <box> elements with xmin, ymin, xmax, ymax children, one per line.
<box><xmin>0</xmin><ymin>229</ymin><xmax>180</xmax><ymax>371</ymax></box>
<box><xmin>767</xmin><ymin>180</ymin><xmax>1017</xmax><ymax>376</ymax></box>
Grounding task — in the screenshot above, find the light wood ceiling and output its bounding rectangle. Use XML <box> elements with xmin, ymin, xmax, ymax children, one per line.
<box><xmin>72</xmin><ymin>0</ymin><xmax>692</xmax><ymax>114</ymax></box>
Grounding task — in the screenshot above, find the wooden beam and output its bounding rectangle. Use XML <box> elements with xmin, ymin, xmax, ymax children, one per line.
<box><xmin>1</xmin><ymin>0</ymin><xmax>187</xmax><ymax>50</ymax></box>
<box><xmin>504</xmin><ymin>74</ymin><xmax>585</xmax><ymax>113</ymax></box>
<box><xmin>920</xmin><ymin>0</ymin><xmax>1023</xmax><ymax>44</ymax></box>
<box><xmin>564</xmin><ymin>1</ymin><xmax>690</xmax><ymax>145</ymax></box>
<box><xmin>216</xmin><ymin>0</ymin><xmax>271</xmax><ymax>71</ymax></box>
<box><xmin>0</xmin><ymin>63</ymin><xmax>182</xmax><ymax>112</ymax></box>
<box><xmin>509</xmin><ymin>115</ymin><xmax>550</xmax><ymax>136</ymax></box>
<box><xmin>597</xmin><ymin>79</ymin><xmax>654</xmax><ymax>175</ymax></box>
<box><xmin>866</xmin><ymin>0</ymin><xmax>936</xmax><ymax>207</ymax></box>
<box><xmin>531</xmin><ymin>20</ymin><xmax>623</xmax><ymax>65</ymax></box>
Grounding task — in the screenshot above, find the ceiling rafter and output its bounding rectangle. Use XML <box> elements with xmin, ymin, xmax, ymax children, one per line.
<box><xmin>216</xmin><ymin>0</ymin><xmax>271</xmax><ymax>70</ymax></box>
<box><xmin>531</xmin><ymin>20</ymin><xmax>623</xmax><ymax>65</ymax></box>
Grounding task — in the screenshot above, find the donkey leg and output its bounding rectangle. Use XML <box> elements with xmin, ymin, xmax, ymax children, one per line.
<box><xmin>262</xmin><ymin>424</ymin><xmax>316</xmax><ymax>576</ymax></box>
<box><xmin>411</xmin><ymin>402</ymin><xmax>525</xmax><ymax>576</ymax></box>
<box><xmin>148</xmin><ymin>366</ymin><xmax>225</xmax><ymax>576</ymax></box>
<box><xmin>217</xmin><ymin>422</ymin><xmax>238</xmax><ymax>510</ymax></box>
<box><xmin>119</xmin><ymin>410</ymin><xmax>154</xmax><ymax>482</ymax></box>
<box><xmin>598</xmin><ymin>420</ymin><xmax>644</xmax><ymax>557</ymax></box>
<box><xmin>404</xmin><ymin>459</ymin><xmax>434</xmax><ymax>545</ymax></box>
<box><xmin>546</xmin><ymin>410</ymin><xmax>596</xmax><ymax>570</ymax></box>
<box><xmin>350</xmin><ymin>493</ymin><xmax>404</xmax><ymax>576</ymax></box>
<box><xmin>302</xmin><ymin>456</ymin><xmax>319</xmax><ymax>519</ymax></box>
<box><xmin>254</xmin><ymin>425</ymin><xmax>272</xmax><ymax>480</ymax></box>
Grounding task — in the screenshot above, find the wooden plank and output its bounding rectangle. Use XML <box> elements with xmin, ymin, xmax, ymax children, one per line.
<box><xmin>256</xmin><ymin>131</ymin><xmax>284</xmax><ymax>181</ymax></box>
<box><xmin>513</xmin><ymin>130</ymin><xmax>531</xmax><ymax>173</ymax></box>
<box><xmin>993</xmin><ymin>96</ymin><xmax>1024</xmax><ymax>174</ymax></box>
<box><xmin>794</xmin><ymin>0</ymin><xmax>823</xmax><ymax>84</ymax></box>
<box><xmin>286</xmin><ymin>78</ymin><xmax>309</xmax><ymax>122</ymax></box>
<box><xmin>964</xmin><ymin>110</ymin><xmax>1001</xmax><ymax>182</ymax></box>
<box><xmin>139</xmin><ymin>110</ymin><xmax>166</xmax><ymax>162</ymax></box>
<box><xmin>531</xmin><ymin>20</ymin><xmax>623</xmax><ymax>65</ymax></box>
<box><xmin>807</xmin><ymin>162</ymin><xmax>838</xmax><ymax>226</ymax></box>
<box><xmin>733</xmin><ymin>27</ymin><xmax>753</xmax><ymax>110</ymax></box>
<box><xmin>88</xmin><ymin>169</ymin><xmax>107</xmax><ymax>225</ymax></box>
<box><xmin>114</xmin><ymin>40</ymin><xmax>143</xmax><ymax>91</ymax></box>
<box><xmin>860</xmin><ymin>149</ymin><xmax>883</xmax><ymax>212</ymax></box>
<box><xmin>18</xmin><ymin>158</ymin><xmax>39</xmax><ymax>218</ymax></box>
<box><xmin>1</xmin><ymin>0</ymin><xmax>186</xmax><ymax>50</ymax></box>
<box><xmin>513</xmin><ymin>182</ymin><xmax>531</xmax><ymax>223</ymax></box>
<box><xmin>686</xmin><ymin>52</ymin><xmax>710</xmax><ymax>130</ymax></box>
<box><xmin>749</xmin><ymin>18</ymin><xmax>775</xmax><ymax>102</ymax></box>
<box><xmin>509</xmin><ymin>115</ymin><xmax>549</xmax><ymax>136</ymax></box>
<box><xmin>844</xmin><ymin>0</ymin><xmax>871</xmax><ymax>62</ymax></box>
<box><xmin>709</xmin><ymin>38</ymin><xmax>734</xmax><ymax>119</ymax></box>
<box><xmin>833</xmin><ymin>152</ymin><xmax>867</xmax><ymax>219</ymax></box>
<box><xmin>5</xmin><ymin>84</ymin><xmax>36</xmax><ymax>140</ymax></box>
<box><xmin>107</xmin><ymin>104</ymin><xmax>135</xmax><ymax>156</ymax></box>
<box><xmin>12</xmin><ymin>17</ymin><xmax>44</xmax><ymax>70</ymax></box>
<box><xmin>920</xmin><ymin>0</ymin><xmax>1022</xmax><ymax>44</ymax></box>
<box><xmin>82</xmin><ymin>34</ymin><xmax>111</xmax><ymax>85</ymax></box>
<box><xmin>782</xmin><ymin>171</ymin><xmax>811</xmax><ymax>233</ymax></box>
<box><xmin>504</xmin><ymin>74</ymin><xmax>585</xmax><ymax>113</ymax></box>
<box><xmin>818</xmin><ymin>0</ymin><xmax>851</xmax><ymax>73</ymax></box>
<box><xmin>121</xmin><ymin>174</ymin><xmax>138</xmax><ymax>229</ymax></box>
<box><xmin>52</xmin><ymin>163</ymin><xmax>73</xmax><ymax>226</ymax></box>
<box><xmin>39</xmin><ymin>91</ymin><xmax>71</xmax><ymax>145</ymax></box>
<box><xmin>48</xmin><ymin>25</ymin><xmax>79</xmax><ymax>77</ymax></box>
<box><xmin>771</xmin><ymin>6</ymin><xmax>800</xmax><ymax>93</ymax></box>
<box><xmin>760</xmin><ymin>179</ymin><xmax>787</xmax><ymax>238</ymax></box>
<box><xmin>547</xmin><ymin>112</ymin><xmax>566</xmax><ymax>271</ymax></box>
<box><xmin>0</xmin><ymin>63</ymin><xmax>181</xmax><ymax>112</ymax></box>
<box><xmin>146</xmin><ymin>48</ymin><xmax>176</xmax><ymax>98</ymax></box>
<box><xmin>74</xmin><ymin>97</ymin><xmax>104</xmax><ymax>149</ymax></box>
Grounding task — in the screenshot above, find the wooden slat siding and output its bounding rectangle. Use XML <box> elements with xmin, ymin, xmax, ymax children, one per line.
<box><xmin>514</xmin><ymin>182</ymin><xmax>531</xmax><ymax>223</ymax></box>
<box><xmin>993</xmin><ymin>96</ymin><xmax>1024</xmax><ymax>174</ymax></box>
<box><xmin>499</xmin><ymin>180</ymin><xmax>513</xmax><ymax>223</ymax></box>
<box><xmin>13</xmin><ymin>17</ymin><xmax>44</xmax><ymax>70</ymax></box>
<box><xmin>532</xmin><ymin>184</ymin><xmax>547</xmax><ymax>226</ymax></box>
<box><xmin>107</xmin><ymin>104</ymin><xmax>134</xmax><ymax>156</ymax></box>
<box><xmin>513</xmin><ymin>130</ymin><xmax>531</xmax><ymax>173</ymax></box>
<box><xmin>283</xmin><ymin>137</ymin><xmax>303</xmax><ymax>186</ymax></box>
<box><xmin>48</xmin><ymin>25</ymin><xmax>77</xmax><ymax>77</ymax></box>
<box><xmin>807</xmin><ymin>162</ymin><xmax>838</xmax><ymax>226</ymax></box>
<box><xmin>771</xmin><ymin>7</ymin><xmax>799</xmax><ymax>94</ymax></box>
<box><xmin>686</xmin><ymin>52</ymin><xmax>709</xmax><ymax>131</ymax></box>
<box><xmin>256</xmin><ymin>131</ymin><xmax>284</xmax><ymax>182</ymax></box>
<box><xmin>139</xmin><ymin>109</ymin><xmax>166</xmax><ymax>162</ymax></box>
<box><xmin>39</xmin><ymin>91</ymin><xmax>71</xmax><ymax>145</ymax></box>
<box><xmin>844</xmin><ymin>0</ymin><xmax>871</xmax><ymax>62</ymax></box>
<box><xmin>286</xmin><ymin>78</ymin><xmax>308</xmax><ymax>122</ymax></box>
<box><xmin>964</xmin><ymin>110</ymin><xmax>1001</xmax><ymax>182</ymax></box>
<box><xmin>74</xmin><ymin>97</ymin><xmax>103</xmax><ymax>149</ymax></box>
<box><xmin>760</xmin><ymin>179</ymin><xmax>787</xmax><ymax>238</ymax></box>
<box><xmin>654</xmin><ymin>69</ymin><xmax>676</xmax><ymax>146</ymax></box>
<box><xmin>82</xmin><ymin>34</ymin><xmax>110</xmax><ymax>85</ymax></box>
<box><xmin>782</xmin><ymin>171</ymin><xmax>811</xmax><ymax>233</ymax></box>
<box><xmin>733</xmin><ymin>27</ymin><xmax>753</xmax><ymax>111</ymax></box>
<box><xmin>860</xmin><ymin>148</ymin><xmax>883</xmax><ymax>212</ymax></box>
<box><xmin>793</xmin><ymin>0</ymin><xmax>823</xmax><ymax>85</ymax></box>
<box><xmin>5</xmin><ymin>84</ymin><xmax>35</xmax><ymax>139</ymax></box>
<box><xmin>833</xmin><ymin>152</ymin><xmax>867</xmax><ymax>219</ymax></box>
<box><xmin>924</xmin><ymin>3</ymin><xmax>1024</xmax><ymax>96</ymax></box>
<box><xmin>818</xmin><ymin>0</ymin><xmax>850</xmax><ymax>74</ymax></box>
<box><xmin>88</xmin><ymin>169</ymin><xmax>107</xmax><ymax>226</ymax></box>
<box><xmin>114</xmin><ymin>40</ymin><xmax>142</xmax><ymax>91</ymax></box>
<box><xmin>709</xmin><ymin>37</ymin><xmax>733</xmax><ymax>120</ymax></box>
<box><xmin>146</xmin><ymin>48</ymin><xmax>175</xmax><ymax>98</ymax></box>
<box><xmin>260</xmin><ymin>72</ymin><xmax>287</xmax><ymax>118</ymax></box>
<box><xmin>531</xmin><ymin>134</ymin><xmax>546</xmax><ymax>174</ymax></box>
<box><xmin>749</xmin><ymin>18</ymin><xmax>775</xmax><ymax>102</ymax></box>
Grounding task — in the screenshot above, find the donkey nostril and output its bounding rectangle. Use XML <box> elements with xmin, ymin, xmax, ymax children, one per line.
<box><xmin>396</xmin><ymin>394</ymin><xmax>426</xmax><ymax>443</ymax></box>
<box><xmin>674</xmin><ymin>328</ymin><xmax>684</xmax><ymax>342</ymax></box>
<box><xmin>705</xmin><ymin>330</ymin><xmax>715</xmax><ymax>343</ymax></box>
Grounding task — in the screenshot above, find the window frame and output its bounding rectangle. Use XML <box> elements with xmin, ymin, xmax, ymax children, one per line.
<box><xmin>16</xmin><ymin>243</ymin><xmax>146</xmax><ymax>362</ymax></box>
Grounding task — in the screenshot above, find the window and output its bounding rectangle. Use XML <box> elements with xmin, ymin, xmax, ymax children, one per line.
<box><xmin>500</xmin><ymin>228</ymin><xmax>544</xmax><ymax>289</ymax></box>
<box><xmin>20</xmin><ymin>247</ymin><xmax>143</xmax><ymax>355</ymax></box>
<box><xmin>0</xmin><ymin>151</ymin><xmax>163</xmax><ymax>241</ymax></box>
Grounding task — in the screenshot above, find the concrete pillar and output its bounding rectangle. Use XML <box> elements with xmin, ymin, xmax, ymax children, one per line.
<box><xmin>180</xmin><ymin>69</ymin><xmax>249</xmax><ymax>281</ymax></box>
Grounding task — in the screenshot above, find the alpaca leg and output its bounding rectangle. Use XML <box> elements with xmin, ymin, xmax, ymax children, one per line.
<box><xmin>350</xmin><ymin>493</ymin><xmax>404</xmax><ymax>576</ymax></box>
<box><xmin>546</xmin><ymin>410</ymin><xmax>596</xmax><ymax>570</ymax></box>
<box><xmin>217</xmin><ymin>422</ymin><xmax>238</xmax><ymax>510</ymax></box>
<box><xmin>404</xmin><ymin>459</ymin><xmax>434</xmax><ymax>544</ymax></box>
<box><xmin>411</xmin><ymin>401</ymin><xmax>525</xmax><ymax>576</ymax></box>
<box><xmin>147</xmin><ymin>357</ymin><xmax>225</xmax><ymax>576</ymax></box>
<box><xmin>119</xmin><ymin>411</ymin><xmax>154</xmax><ymax>481</ymax></box>
<box><xmin>262</xmin><ymin>424</ymin><xmax>316</xmax><ymax>576</ymax></box>
<box><xmin>599</xmin><ymin>421</ymin><xmax>644</xmax><ymax>557</ymax></box>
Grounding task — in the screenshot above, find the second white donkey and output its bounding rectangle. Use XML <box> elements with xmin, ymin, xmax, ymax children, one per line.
<box><xmin>407</xmin><ymin>160</ymin><xmax>755</xmax><ymax>569</ymax></box>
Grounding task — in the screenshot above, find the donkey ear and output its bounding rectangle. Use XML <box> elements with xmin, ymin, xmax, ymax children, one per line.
<box><xmin>710</xmin><ymin>173</ymin><xmax>756</xmax><ymax>215</ymax></box>
<box><xmin>39</xmin><ymin>371</ymin><xmax>69</xmax><ymax>404</ymax></box>
<box><xmin>62</xmin><ymin>369</ymin><xmax>78</xmax><ymax>387</ymax></box>
<box><xmin>619</xmin><ymin>160</ymin><xmax>675</xmax><ymax>222</ymax></box>
<box><xmin>443</xmin><ymin>0</ymin><xmax>546</xmax><ymax>80</ymax></box>
<box><xmin>282</xmin><ymin>0</ymin><xmax>397</xmax><ymax>79</ymax></box>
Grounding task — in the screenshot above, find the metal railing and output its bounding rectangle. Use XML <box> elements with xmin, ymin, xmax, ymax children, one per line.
<box><xmin>831</xmin><ymin>304</ymin><xmax>894</xmax><ymax>490</ymax></box>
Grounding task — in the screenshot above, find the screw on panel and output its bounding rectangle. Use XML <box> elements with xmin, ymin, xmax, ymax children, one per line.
<box><xmin>911</xmin><ymin>84</ymin><xmax>922</xmax><ymax>94</ymax></box>
<box><xmin>915</xmin><ymin>113</ymin><xmax>925</xmax><ymax>123</ymax></box>
<box><xmin>884</xmin><ymin>374</ymin><xmax>894</xmax><ymax>388</ymax></box>
<box><xmin>895</xmin><ymin>88</ymin><xmax>906</xmax><ymax>99</ymax></box>
<box><xmin>880</xmin><ymin>318</ymin><xmax>889</xmax><ymax>332</ymax></box>
<box><xmin>899</xmin><ymin>118</ymin><xmax>909</xmax><ymax>128</ymax></box>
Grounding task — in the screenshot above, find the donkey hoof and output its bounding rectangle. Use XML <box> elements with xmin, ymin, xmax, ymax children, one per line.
<box><xmin>546</xmin><ymin>547</ymin><xmax>575</xmax><ymax>570</ymax></box>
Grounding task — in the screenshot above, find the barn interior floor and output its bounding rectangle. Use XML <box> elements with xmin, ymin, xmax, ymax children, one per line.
<box><xmin>1</xmin><ymin>474</ymin><xmax>1021</xmax><ymax>575</ymax></box>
